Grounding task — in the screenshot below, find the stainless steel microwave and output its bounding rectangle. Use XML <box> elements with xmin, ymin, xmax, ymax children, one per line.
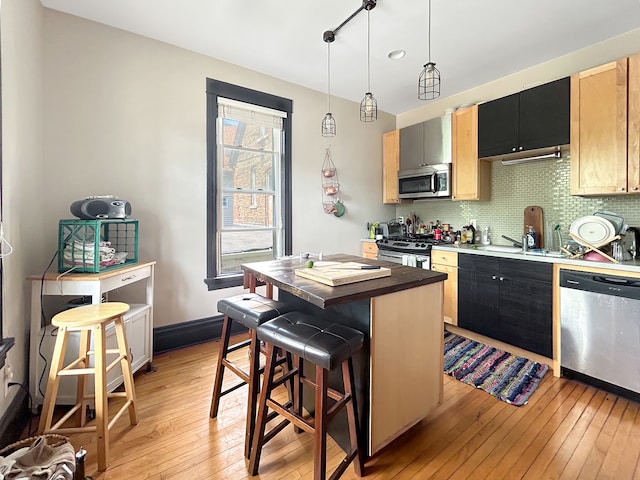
<box><xmin>398</xmin><ymin>164</ymin><xmax>451</xmax><ymax>199</ymax></box>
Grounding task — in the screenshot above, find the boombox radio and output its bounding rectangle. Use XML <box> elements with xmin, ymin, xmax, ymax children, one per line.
<box><xmin>70</xmin><ymin>196</ymin><xmax>132</xmax><ymax>220</ymax></box>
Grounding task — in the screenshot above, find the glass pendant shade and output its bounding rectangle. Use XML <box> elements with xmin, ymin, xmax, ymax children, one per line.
<box><xmin>322</xmin><ymin>112</ymin><xmax>336</xmax><ymax>137</ymax></box>
<box><xmin>418</xmin><ymin>62</ymin><xmax>441</xmax><ymax>100</ymax></box>
<box><xmin>360</xmin><ymin>93</ymin><xmax>377</xmax><ymax>122</ymax></box>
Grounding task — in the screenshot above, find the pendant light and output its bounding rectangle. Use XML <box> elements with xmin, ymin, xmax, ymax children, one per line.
<box><xmin>321</xmin><ymin>35</ymin><xmax>336</xmax><ymax>137</ymax></box>
<box><xmin>360</xmin><ymin>7</ymin><xmax>377</xmax><ymax>122</ymax></box>
<box><xmin>418</xmin><ymin>0</ymin><xmax>440</xmax><ymax>100</ymax></box>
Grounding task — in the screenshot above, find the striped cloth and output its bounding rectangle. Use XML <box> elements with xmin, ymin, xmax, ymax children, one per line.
<box><xmin>444</xmin><ymin>331</ymin><xmax>549</xmax><ymax>406</ymax></box>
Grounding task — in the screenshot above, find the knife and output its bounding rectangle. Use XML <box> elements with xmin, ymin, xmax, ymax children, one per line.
<box><xmin>331</xmin><ymin>265</ymin><xmax>381</xmax><ymax>270</ymax></box>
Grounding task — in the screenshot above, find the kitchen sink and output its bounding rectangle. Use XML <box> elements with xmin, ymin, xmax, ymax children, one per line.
<box><xmin>475</xmin><ymin>245</ymin><xmax>523</xmax><ymax>253</ymax></box>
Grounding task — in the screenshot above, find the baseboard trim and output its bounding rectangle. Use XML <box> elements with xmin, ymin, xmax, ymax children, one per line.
<box><xmin>153</xmin><ymin>315</ymin><xmax>247</xmax><ymax>355</ymax></box>
<box><xmin>0</xmin><ymin>387</ymin><xmax>29</xmax><ymax>448</ymax></box>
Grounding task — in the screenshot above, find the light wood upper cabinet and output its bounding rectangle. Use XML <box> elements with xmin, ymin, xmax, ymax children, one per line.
<box><xmin>452</xmin><ymin>105</ymin><xmax>491</xmax><ymax>201</ymax></box>
<box><xmin>382</xmin><ymin>129</ymin><xmax>402</xmax><ymax>204</ymax></box>
<box><xmin>570</xmin><ymin>57</ymin><xmax>637</xmax><ymax>195</ymax></box>
<box><xmin>628</xmin><ymin>54</ymin><xmax>640</xmax><ymax>191</ymax></box>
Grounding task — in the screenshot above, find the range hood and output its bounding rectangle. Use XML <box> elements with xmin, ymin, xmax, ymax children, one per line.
<box><xmin>497</xmin><ymin>146</ymin><xmax>566</xmax><ymax>166</ymax></box>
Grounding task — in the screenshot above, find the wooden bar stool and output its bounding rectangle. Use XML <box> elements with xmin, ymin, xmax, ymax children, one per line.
<box><xmin>209</xmin><ymin>293</ymin><xmax>292</xmax><ymax>458</ymax></box>
<box><xmin>38</xmin><ymin>302</ymin><xmax>138</xmax><ymax>471</ymax></box>
<box><xmin>249</xmin><ymin>311</ymin><xmax>365</xmax><ymax>480</ymax></box>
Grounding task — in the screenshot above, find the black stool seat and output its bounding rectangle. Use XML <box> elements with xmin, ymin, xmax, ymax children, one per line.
<box><xmin>250</xmin><ymin>311</ymin><xmax>365</xmax><ymax>480</ymax></box>
<box><xmin>257</xmin><ymin>311</ymin><xmax>364</xmax><ymax>371</ymax></box>
<box><xmin>217</xmin><ymin>293</ymin><xmax>291</xmax><ymax>329</ymax></box>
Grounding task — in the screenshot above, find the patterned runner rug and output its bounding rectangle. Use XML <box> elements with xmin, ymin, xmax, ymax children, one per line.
<box><xmin>444</xmin><ymin>331</ymin><xmax>549</xmax><ymax>406</ymax></box>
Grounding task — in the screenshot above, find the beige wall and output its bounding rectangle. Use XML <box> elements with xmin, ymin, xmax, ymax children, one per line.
<box><xmin>0</xmin><ymin>0</ymin><xmax>46</xmax><ymax>416</ymax></box>
<box><xmin>39</xmin><ymin>8</ymin><xmax>396</xmax><ymax>331</ymax></box>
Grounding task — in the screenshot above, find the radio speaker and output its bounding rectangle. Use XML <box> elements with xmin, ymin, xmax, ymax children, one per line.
<box><xmin>70</xmin><ymin>197</ymin><xmax>132</xmax><ymax>220</ymax></box>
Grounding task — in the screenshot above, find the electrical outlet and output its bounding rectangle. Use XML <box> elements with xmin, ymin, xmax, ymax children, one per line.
<box><xmin>398</xmin><ymin>216</ymin><xmax>404</xmax><ymax>224</ymax></box>
<box><xmin>470</xmin><ymin>219</ymin><xmax>477</xmax><ymax>229</ymax></box>
<box><xmin>3</xmin><ymin>363</ymin><xmax>13</xmax><ymax>398</ymax></box>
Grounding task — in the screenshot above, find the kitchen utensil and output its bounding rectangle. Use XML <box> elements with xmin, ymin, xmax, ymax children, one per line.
<box><xmin>569</xmin><ymin>215</ymin><xmax>616</xmax><ymax>245</ymax></box>
<box><xmin>594</xmin><ymin>211</ymin><xmax>624</xmax><ymax>235</ymax></box>
<box><xmin>524</xmin><ymin>206</ymin><xmax>544</xmax><ymax>248</ymax></box>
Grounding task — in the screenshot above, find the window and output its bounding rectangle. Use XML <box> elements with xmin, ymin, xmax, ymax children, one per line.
<box><xmin>205</xmin><ymin>80</ymin><xmax>292</xmax><ymax>290</ymax></box>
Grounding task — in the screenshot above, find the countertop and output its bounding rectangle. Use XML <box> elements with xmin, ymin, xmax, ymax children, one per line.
<box><xmin>242</xmin><ymin>253</ymin><xmax>446</xmax><ymax>309</ymax></box>
<box><xmin>433</xmin><ymin>243</ymin><xmax>640</xmax><ymax>274</ymax></box>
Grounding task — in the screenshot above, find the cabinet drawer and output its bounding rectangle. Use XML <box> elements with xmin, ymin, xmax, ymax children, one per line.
<box><xmin>362</xmin><ymin>242</ymin><xmax>378</xmax><ymax>254</ymax></box>
<box><xmin>101</xmin><ymin>265</ymin><xmax>152</xmax><ymax>293</ymax></box>
<box><xmin>431</xmin><ymin>250</ymin><xmax>457</xmax><ymax>267</ymax></box>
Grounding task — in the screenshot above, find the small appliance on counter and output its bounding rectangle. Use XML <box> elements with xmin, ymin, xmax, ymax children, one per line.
<box><xmin>70</xmin><ymin>195</ymin><xmax>132</xmax><ymax>220</ymax></box>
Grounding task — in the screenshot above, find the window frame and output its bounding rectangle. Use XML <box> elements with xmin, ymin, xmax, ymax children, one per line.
<box><xmin>204</xmin><ymin>79</ymin><xmax>292</xmax><ymax>290</ymax></box>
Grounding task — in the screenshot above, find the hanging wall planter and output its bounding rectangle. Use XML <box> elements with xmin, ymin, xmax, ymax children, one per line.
<box><xmin>321</xmin><ymin>147</ymin><xmax>345</xmax><ymax>217</ymax></box>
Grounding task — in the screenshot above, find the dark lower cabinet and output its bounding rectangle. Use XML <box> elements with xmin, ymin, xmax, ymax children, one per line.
<box><xmin>458</xmin><ymin>254</ymin><xmax>552</xmax><ymax>357</ymax></box>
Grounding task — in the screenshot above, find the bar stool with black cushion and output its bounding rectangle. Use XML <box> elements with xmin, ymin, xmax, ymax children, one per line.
<box><xmin>38</xmin><ymin>302</ymin><xmax>138</xmax><ymax>472</ymax></box>
<box><xmin>209</xmin><ymin>292</ymin><xmax>292</xmax><ymax>459</ymax></box>
<box><xmin>249</xmin><ymin>311</ymin><xmax>365</xmax><ymax>480</ymax></box>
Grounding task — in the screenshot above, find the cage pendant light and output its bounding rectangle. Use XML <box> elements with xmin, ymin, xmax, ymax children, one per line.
<box><xmin>418</xmin><ymin>0</ymin><xmax>441</xmax><ymax>100</ymax></box>
<box><xmin>322</xmin><ymin>41</ymin><xmax>336</xmax><ymax>137</ymax></box>
<box><xmin>360</xmin><ymin>8</ymin><xmax>377</xmax><ymax>122</ymax></box>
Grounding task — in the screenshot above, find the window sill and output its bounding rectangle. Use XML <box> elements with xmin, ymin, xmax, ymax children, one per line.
<box><xmin>204</xmin><ymin>274</ymin><xmax>244</xmax><ymax>291</ymax></box>
<box><xmin>0</xmin><ymin>337</ymin><xmax>15</xmax><ymax>370</ymax></box>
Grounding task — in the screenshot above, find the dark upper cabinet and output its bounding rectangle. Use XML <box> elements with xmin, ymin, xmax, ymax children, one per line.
<box><xmin>478</xmin><ymin>77</ymin><xmax>570</xmax><ymax>158</ymax></box>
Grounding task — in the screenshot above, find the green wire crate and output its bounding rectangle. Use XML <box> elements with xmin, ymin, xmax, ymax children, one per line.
<box><xmin>57</xmin><ymin>219</ymin><xmax>139</xmax><ymax>273</ymax></box>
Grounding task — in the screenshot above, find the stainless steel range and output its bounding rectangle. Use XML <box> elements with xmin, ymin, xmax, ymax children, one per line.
<box><xmin>376</xmin><ymin>235</ymin><xmax>437</xmax><ymax>268</ymax></box>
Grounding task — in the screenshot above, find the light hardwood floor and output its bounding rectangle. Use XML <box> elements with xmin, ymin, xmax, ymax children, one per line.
<box><xmin>28</xmin><ymin>334</ymin><xmax>640</xmax><ymax>479</ymax></box>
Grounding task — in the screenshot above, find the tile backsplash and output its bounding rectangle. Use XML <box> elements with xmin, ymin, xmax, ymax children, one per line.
<box><xmin>395</xmin><ymin>154</ymin><xmax>640</xmax><ymax>249</ymax></box>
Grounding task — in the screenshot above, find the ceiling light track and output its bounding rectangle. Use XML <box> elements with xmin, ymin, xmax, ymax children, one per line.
<box><xmin>323</xmin><ymin>0</ymin><xmax>376</xmax><ymax>44</ymax></box>
<box><xmin>321</xmin><ymin>0</ymin><xmax>377</xmax><ymax>135</ymax></box>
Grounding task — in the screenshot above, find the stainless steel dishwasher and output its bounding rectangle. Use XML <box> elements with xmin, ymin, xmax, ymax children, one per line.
<box><xmin>560</xmin><ymin>270</ymin><xmax>640</xmax><ymax>395</ymax></box>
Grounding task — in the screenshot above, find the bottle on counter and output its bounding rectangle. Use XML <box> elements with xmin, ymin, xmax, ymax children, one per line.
<box><xmin>526</xmin><ymin>225</ymin><xmax>537</xmax><ymax>249</ymax></box>
<box><xmin>481</xmin><ymin>226</ymin><xmax>491</xmax><ymax>245</ymax></box>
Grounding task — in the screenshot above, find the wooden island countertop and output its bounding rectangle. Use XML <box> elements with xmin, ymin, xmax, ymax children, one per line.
<box><xmin>242</xmin><ymin>253</ymin><xmax>446</xmax><ymax>309</ymax></box>
<box><xmin>241</xmin><ymin>254</ymin><xmax>447</xmax><ymax>457</ymax></box>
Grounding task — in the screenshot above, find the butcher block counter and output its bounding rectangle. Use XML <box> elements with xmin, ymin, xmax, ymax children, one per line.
<box><xmin>242</xmin><ymin>254</ymin><xmax>447</xmax><ymax>456</ymax></box>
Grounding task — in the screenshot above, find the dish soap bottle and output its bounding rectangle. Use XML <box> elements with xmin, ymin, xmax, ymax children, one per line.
<box><xmin>481</xmin><ymin>226</ymin><xmax>491</xmax><ymax>245</ymax></box>
<box><xmin>526</xmin><ymin>225</ymin><xmax>537</xmax><ymax>249</ymax></box>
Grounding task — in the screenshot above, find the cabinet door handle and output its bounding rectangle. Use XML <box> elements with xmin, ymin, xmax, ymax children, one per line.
<box><xmin>491</xmin><ymin>275</ymin><xmax>498</xmax><ymax>280</ymax></box>
<box><xmin>631</xmin><ymin>186</ymin><xmax>639</xmax><ymax>191</ymax></box>
<box><xmin>617</xmin><ymin>187</ymin><xmax>625</xmax><ymax>191</ymax></box>
<box><xmin>511</xmin><ymin>147</ymin><xmax>516</xmax><ymax>152</ymax></box>
<box><xmin>499</xmin><ymin>276</ymin><xmax>505</xmax><ymax>281</ymax></box>
<box><xmin>518</xmin><ymin>146</ymin><xmax>523</xmax><ymax>151</ymax></box>
<box><xmin>122</xmin><ymin>275</ymin><xmax>137</xmax><ymax>282</ymax></box>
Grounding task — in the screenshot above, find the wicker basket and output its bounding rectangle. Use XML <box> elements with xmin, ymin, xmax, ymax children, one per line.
<box><xmin>0</xmin><ymin>434</ymin><xmax>70</xmax><ymax>457</ymax></box>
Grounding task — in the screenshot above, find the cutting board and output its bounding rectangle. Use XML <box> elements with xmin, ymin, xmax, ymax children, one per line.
<box><xmin>524</xmin><ymin>206</ymin><xmax>544</xmax><ymax>248</ymax></box>
<box><xmin>295</xmin><ymin>261</ymin><xmax>391</xmax><ymax>287</ymax></box>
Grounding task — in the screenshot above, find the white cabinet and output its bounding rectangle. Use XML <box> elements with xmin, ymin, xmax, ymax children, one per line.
<box><xmin>29</xmin><ymin>261</ymin><xmax>155</xmax><ymax>408</ymax></box>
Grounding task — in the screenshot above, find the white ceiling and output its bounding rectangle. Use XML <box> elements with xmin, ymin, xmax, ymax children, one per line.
<box><xmin>40</xmin><ymin>0</ymin><xmax>640</xmax><ymax>115</ymax></box>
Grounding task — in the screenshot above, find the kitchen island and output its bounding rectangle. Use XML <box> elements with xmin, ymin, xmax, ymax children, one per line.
<box><xmin>242</xmin><ymin>254</ymin><xmax>447</xmax><ymax>456</ymax></box>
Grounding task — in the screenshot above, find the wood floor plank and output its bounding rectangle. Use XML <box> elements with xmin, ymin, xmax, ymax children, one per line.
<box><xmin>558</xmin><ymin>393</ymin><xmax>619</xmax><ymax>480</ymax></box>
<box><xmin>21</xmin><ymin>337</ymin><xmax>640</xmax><ymax>480</ymax></box>
<box><xmin>517</xmin><ymin>382</ymin><xmax>588</xmax><ymax>479</ymax></box>
<box><xmin>597</xmin><ymin>401</ymin><xmax>640</xmax><ymax>480</ymax></box>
